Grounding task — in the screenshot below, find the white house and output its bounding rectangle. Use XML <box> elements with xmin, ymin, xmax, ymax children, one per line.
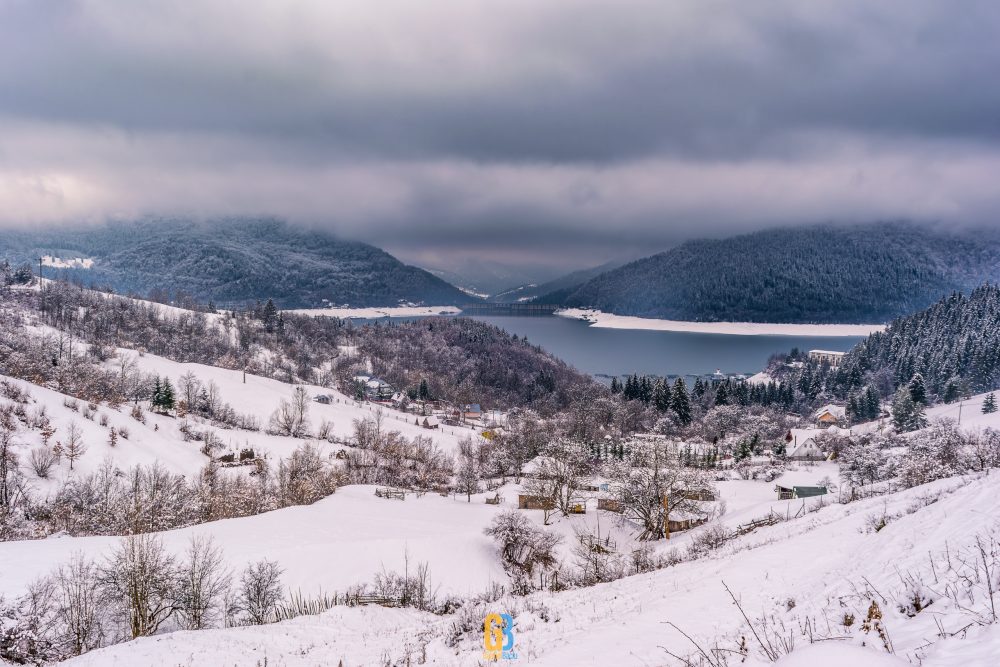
<box><xmin>787</xmin><ymin>434</ymin><xmax>826</xmax><ymax>461</ymax></box>
<box><xmin>808</xmin><ymin>350</ymin><xmax>846</xmax><ymax>367</ymax></box>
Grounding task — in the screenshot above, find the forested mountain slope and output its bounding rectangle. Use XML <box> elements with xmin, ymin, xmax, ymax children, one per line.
<box><xmin>544</xmin><ymin>223</ymin><xmax>1000</xmax><ymax>323</ymax></box>
<box><xmin>0</xmin><ymin>219</ymin><xmax>471</xmax><ymax>308</ymax></box>
<box><xmin>834</xmin><ymin>283</ymin><xmax>1000</xmax><ymax>399</ymax></box>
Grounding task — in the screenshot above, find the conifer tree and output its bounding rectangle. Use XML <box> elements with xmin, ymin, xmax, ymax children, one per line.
<box><xmin>714</xmin><ymin>383</ymin><xmax>729</xmax><ymax>406</ymax></box>
<box><xmin>151</xmin><ymin>376</ymin><xmax>163</xmax><ymax>412</ymax></box>
<box><xmin>983</xmin><ymin>393</ymin><xmax>998</xmax><ymax>414</ymax></box>
<box><xmin>161</xmin><ymin>378</ymin><xmax>176</xmax><ymax>412</ymax></box>
<box><xmin>908</xmin><ymin>373</ymin><xmax>927</xmax><ymax>405</ymax></box>
<box><xmin>262</xmin><ymin>298</ymin><xmax>278</xmax><ymax>333</ymax></box>
<box><xmin>864</xmin><ymin>386</ymin><xmax>881</xmax><ymax>421</ymax></box>
<box><xmin>670</xmin><ymin>378</ymin><xmax>692</xmax><ymax>425</ymax></box>
<box><xmin>692</xmin><ymin>378</ymin><xmax>706</xmax><ymax>398</ymax></box>
<box><xmin>892</xmin><ymin>386</ymin><xmax>926</xmax><ymax>433</ymax></box>
<box><xmin>653</xmin><ymin>378</ymin><xmax>671</xmax><ymax>412</ymax></box>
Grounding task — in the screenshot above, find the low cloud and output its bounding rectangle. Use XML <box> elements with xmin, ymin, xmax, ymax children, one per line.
<box><xmin>1</xmin><ymin>1</ymin><xmax>999</xmax><ymax>270</ymax></box>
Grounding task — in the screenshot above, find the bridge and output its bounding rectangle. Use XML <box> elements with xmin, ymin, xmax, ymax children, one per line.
<box><xmin>460</xmin><ymin>303</ymin><xmax>560</xmax><ymax>315</ymax></box>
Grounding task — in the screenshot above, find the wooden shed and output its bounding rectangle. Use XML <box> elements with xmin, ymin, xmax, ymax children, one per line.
<box><xmin>518</xmin><ymin>494</ymin><xmax>555</xmax><ymax>511</ymax></box>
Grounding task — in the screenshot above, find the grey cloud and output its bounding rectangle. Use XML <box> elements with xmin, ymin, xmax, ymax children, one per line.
<box><xmin>1</xmin><ymin>0</ymin><xmax>999</xmax><ymax>271</ymax></box>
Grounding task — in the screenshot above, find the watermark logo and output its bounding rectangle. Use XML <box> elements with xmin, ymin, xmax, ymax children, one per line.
<box><xmin>483</xmin><ymin>612</ymin><xmax>517</xmax><ymax>661</ymax></box>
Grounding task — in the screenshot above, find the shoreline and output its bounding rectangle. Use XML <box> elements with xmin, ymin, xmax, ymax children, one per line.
<box><xmin>288</xmin><ymin>305</ymin><xmax>462</xmax><ymax>319</ymax></box>
<box><xmin>555</xmin><ymin>308</ymin><xmax>885</xmax><ymax>337</ymax></box>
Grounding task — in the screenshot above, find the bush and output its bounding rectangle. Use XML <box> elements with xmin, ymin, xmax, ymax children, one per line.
<box><xmin>28</xmin><ymin>447</ymin><xmax>58</xmax><ymax>478</ymax></box>
<box><xmin>130</xmin><ymin>405</ymin><xmax>145</xmax><ymax>424</ymax></box>
<box><xmin>686</xmin><ymin>523</ymin><xmax>731</xmax><ymax>558</ymax></box>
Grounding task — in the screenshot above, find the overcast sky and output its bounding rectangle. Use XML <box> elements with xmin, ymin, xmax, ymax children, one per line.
<box><xmin>2</xmin><ymin>1</ymin><xmax>999</xmax><ymax>274</ymax></box>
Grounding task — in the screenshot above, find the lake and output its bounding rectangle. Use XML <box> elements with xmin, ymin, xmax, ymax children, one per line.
<box><xmin>365</xmin><ymin>314</ymin><xmax>865</xmax><ymax>379</ymax></box>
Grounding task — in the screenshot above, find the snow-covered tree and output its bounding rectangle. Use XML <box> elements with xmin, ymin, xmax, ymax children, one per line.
<box><xmin>239</xmin><ymin>559</ymin><xmax>283</xmax><ymax>625</ymax></box>
<box><xmin>891</xmin><ymin>387</ymin><xmax>926</xmax><ymax>433</ymax></box>
<box><xmin>908</xmin><ymin>373</ymin><xmax>928</xmax><ymax>405</ymax></box>
<box><xmin>609</xmin><ymin>439</ymin><xmax>711</xmax><ymax>540</ymax></box>
<box><xmin>670</xmin><ymin>378</ymin><xmax>692</xmax><ymax>425</ymax></box>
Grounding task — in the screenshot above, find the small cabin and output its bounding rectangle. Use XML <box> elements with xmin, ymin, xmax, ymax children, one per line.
<box><xmin>518</xmin><ymin>494</ymin><xmax>555</xmax><ymax>511</ymax></box>
<box><xmin>313</xmin><ymin>394</ymin><xmax>332</xmax><ymax>405</ymax></box>
<box><xmin>814</xmin><ymin>404</ymin><xmax>846</xmax><ymax>427</ymax></box>
<box><xmin>668</xmin><ymin>517</ymin><xmax>708</xmax><ymax>533</ymax></box>
<box><xmin>421</xmin><ymin>415</ymin><xmax>440</xmax><ymax>430</ymax></box>
<box><xmin>464</xmin><ymin>403</ymin><xmax>483</xmax><ymax>420</ymax></box>
<box><xmin>775</xmin><ymin>485</ymin><xmax>828</xmax><ymax>500</ymax></box>
<box><xmin>597</xmin><ymin>497</ymin><xmax>623</xmax><ymax>513</ymax></box>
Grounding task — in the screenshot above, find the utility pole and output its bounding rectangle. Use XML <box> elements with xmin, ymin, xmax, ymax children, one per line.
<box><xmin>663</xmin><ymin>493</ymin><xmax>670</xmax><ymax>540</ymax></box>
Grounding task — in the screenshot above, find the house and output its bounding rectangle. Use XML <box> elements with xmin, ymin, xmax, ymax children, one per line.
<box><xmin>808</xmin><ymin>350</ymin><xmax>846</xmax><ymax>367</ymax></box>
<box><xmin>463</xmin><ymin>403</ymin><xmax>483</xmax><ymax>420</ymax></box>
<box><xmin>365</xmin><ymin>378</ymin><xmax>395</xmax><ymax>401</ymax></box>
<box><xmin>775</xmin><ymin>485</ymin><xmax>828</xmax><ymax>500</ymax></box>
<box><xmin>709</xmin><ymin>369</ymin><xmax>727</xmax><ymax>386</ymax></box>
<box><xmin>313</xmin><ymin>394</ymin><xmax>332</xmax><ymax>405</ymax></box>
<box><xmin>814</xmin><ymin>404</ymin><xmax>846</xmax><ymax>427</ymax></box>
<box><xmin>787</xmin><ymin>438</ymin><xmax>825</xmax><ymax>461</ymax></box>
<box><xmin>420</xmin><ymin>415</ymin><xmax>440</xmax><ymax>430</ymax></box>
<box><xmin>784</xmin><ymin>428</ymin><xmax>827</xmax><ymax>461</ymax></box>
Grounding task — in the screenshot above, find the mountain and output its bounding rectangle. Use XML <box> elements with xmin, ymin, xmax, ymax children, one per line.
<box><xmin>488</xmin><ymin>260</ymin><xmax>626</xmax><ymax>303</ymax></box>
<box><xmin>542</xmin><ymin>223</ymin><xmax>1000</xmax><ymax>323</ymax></box>
<box><xmin>422</xmin><ymin>258</ymin><xmax>570</xmax><ymax>298</ymax></box>
<box><xmin>834</xmin><ymin>283</ymin><xmax>1000</xmax><ymax>399</ymax></box>
<box><xmin>0</xmin><ymin>219</ymin><xmax>472</xmax><ymax>308</ymax></box>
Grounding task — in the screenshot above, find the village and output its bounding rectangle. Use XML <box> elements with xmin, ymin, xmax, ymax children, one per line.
<box><xmin>323</xmin><ymin>349</ymin><xmax>868</xmax><ymax>544</ymax></box>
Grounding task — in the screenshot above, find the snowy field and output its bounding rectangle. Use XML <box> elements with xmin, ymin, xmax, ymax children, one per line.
<box><xmin>556</xmin><ymin>308</ymin><xmax>886</xmax><ymax>337</ymax></box>
<box><xmin>48</xmin><ymin>471</ymin><xmax>1000</xmax><ymax>666</ymax></box>
<box><xmin>0</xmin><ymin>485</ymin><xmax>507</xmax><ymax>600</ymax></box>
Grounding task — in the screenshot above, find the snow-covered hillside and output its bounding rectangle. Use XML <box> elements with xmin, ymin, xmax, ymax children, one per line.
<box><xmin>48</xmin><ymin>471</ymin><xmax>1000</xmax><ymax>666</ymax></box>
<box><xmin>0</xmin><ymin>485</ymin><xmax>507</xmax><ymax>600</ymax></box>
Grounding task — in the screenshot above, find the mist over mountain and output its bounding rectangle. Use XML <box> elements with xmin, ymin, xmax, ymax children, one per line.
<box><xmin>488</xmin><ymin>260</ymin><xmax>626</xmax><ymax>303</ymax></box>
<box><xmin>423</xmin><ymin>258</ymin><xmax>572</xmax><ymax>298</ymax></box>
<box><xmin>0</xmin><ymin>219</ymin><xmax>472</xmax><ymax>308</ymax></box>
<box><xmin>541</xmin><ymin>223</ymin><xmax>1000</xmax><ymax>323</ymax></box>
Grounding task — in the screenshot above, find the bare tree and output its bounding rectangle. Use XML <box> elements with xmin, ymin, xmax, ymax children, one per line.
<box><xmin>100</xmin><ymin>534</ymin><xmax>180</xmax><ymax>639</ymax></box>
<box><xmin>63</xmin><ymin>421</ymin><xmax>87</xmax><ymax>471</ymax></box>
<box><xmin>239</xmin><ymin>559</ymin><xmax>283</xmax><ymax>625</ymax></box>
<box><xmin>533</xmin><ymin>438</ymin><xmax>592</xmax><ymax>517</ymax></box>
<box><xmin>177</xmin><ymin>535</ymin><xmax>230</xmax><ymax>630</ymax></box>
<box><xmin>53</xmin><ymin>553</ymin><xmax>105</xmax><ymax>655</ymax></box>
<box><xmin>1</xmin><ymin>424</ymin><xmax>21</xmax><ymax>509</ymax></box>
<box><xmin>268</xmin><ymin>386</ymin><xmax>311</xmax><ymax>438</ymax></box>
<box><xmin>610</xmin><ymin>439</ymin><xmax>711</xmax><ymax>540</ymax></box>
<box><xmin>178</xmin><ymin>371</ymin><xmax>202</xmax><ymax>413</ymax></box>
<box><xmin>455</xmin><ymin>437</ymin><xmax>480</xmax><ymax>501</ymax></box>
<box><xmin>485</xmin><ymin>510</ymin><xmax>562</xmax><ymax>593</ymax></box>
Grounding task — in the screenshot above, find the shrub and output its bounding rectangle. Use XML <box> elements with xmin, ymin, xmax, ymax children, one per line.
<box><xmin>28</xmin><ymin>447</ymin><xmax>58</xmax><ymax>478</ymax></box>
